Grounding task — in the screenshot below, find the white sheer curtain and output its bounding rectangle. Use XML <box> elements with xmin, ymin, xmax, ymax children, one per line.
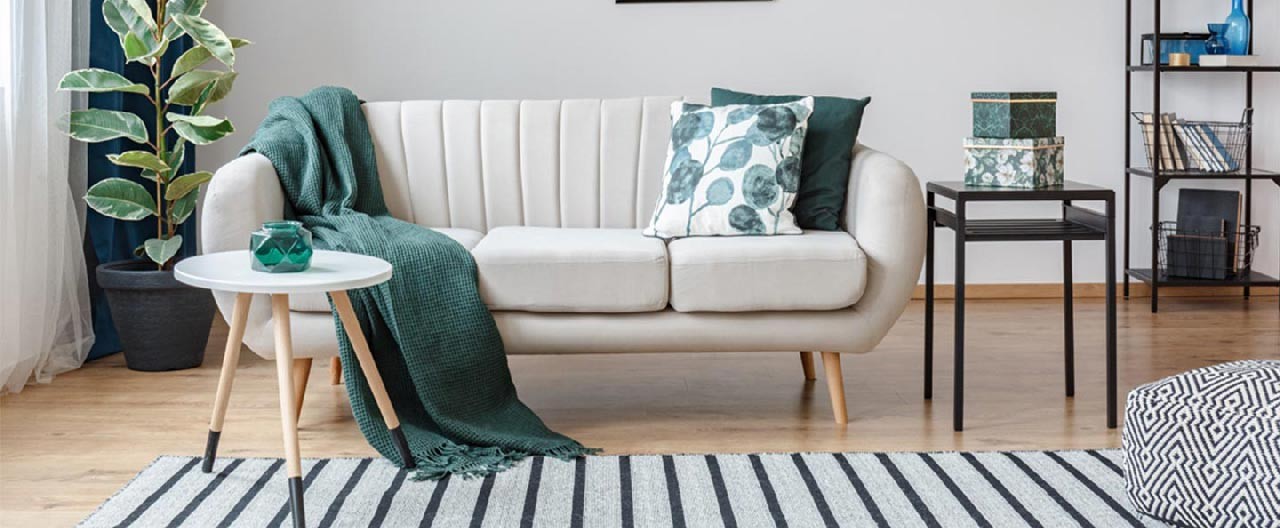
<box><xmin>0</xmin><ymin>0</ymin><xmax>94</xmax><ymax>394</ymax></box>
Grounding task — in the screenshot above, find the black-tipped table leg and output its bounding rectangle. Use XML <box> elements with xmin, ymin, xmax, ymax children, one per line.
<box><xmin>270</xmin><ymin>294</ymin><xmax>307</xmax><ymax>528</ymax></box>
<box><xmin>204</xmin><ymin>293</ymin><xmax>252</xmax><ymax>473</ymax></box>
<box><xmin>175</xmin><ymin>253</ymin><xmax>407</xmax><ymax>528</ymax></box>
<box><xmin>390</xmin><ymin>427</ymin><xmax>417</xmax><ymax>469</ymax></box>
<box><xmin>202</xmin><ymin>430</ymin><xmax>221</xmax><ymax>473</ymax></box>
<box><xmin>331</xmin><ymin>291</ymin><xmax>417</xmax><ymax>471</ymax></box>
<box><xmin>288</xmin><ymin>476</ymin><xmax>306</xmax><ymax>528</ymax></box>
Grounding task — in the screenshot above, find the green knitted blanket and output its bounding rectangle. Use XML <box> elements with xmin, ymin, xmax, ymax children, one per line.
<box><xmin>243</xmin><ymin>87</ymin><xmax>593</xmax><ymax>479</ymax></box>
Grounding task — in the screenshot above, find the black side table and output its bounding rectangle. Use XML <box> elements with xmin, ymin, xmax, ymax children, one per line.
<box><xmin>925</xmin><ymin>181</ymin><xmax>1117</xmax><ymax>431</ymax></box>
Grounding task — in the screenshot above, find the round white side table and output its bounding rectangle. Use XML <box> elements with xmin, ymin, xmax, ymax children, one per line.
<box><xmin>175</xmin><ymin>250</ymin><xmax>413</xmax><ymax>528</ymax></box>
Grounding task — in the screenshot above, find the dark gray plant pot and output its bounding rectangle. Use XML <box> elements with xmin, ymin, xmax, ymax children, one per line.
<box><xmin>98</xmin><ymin>260</ymin><xmax>216</xmax><ymax>371</ymax></box>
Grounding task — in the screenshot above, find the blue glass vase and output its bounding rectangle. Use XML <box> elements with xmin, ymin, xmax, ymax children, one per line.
<box><xmin>250</xmin><ymin>221</ymin><xmax>313</xmax><ymax>273</ymax></box>
<box><xmin>1224</xmin><ymin>0</ymin><xmax>1251</xmax><ymax>55</ymax></box>
<box><xmin>1205</xmin><ymin>24</ymin><xmax>1229</xmax><ymax>55</ymax></box>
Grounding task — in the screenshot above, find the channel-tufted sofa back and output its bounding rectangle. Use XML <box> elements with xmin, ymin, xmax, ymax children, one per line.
<box><xmin>361</xmin><ymin>97</ymin><xmax>683</xmax><ymax>232</ymax></box>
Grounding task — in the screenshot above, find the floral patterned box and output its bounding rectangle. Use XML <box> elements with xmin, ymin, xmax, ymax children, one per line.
<box><xmin>964</xmin><ymin>137</ymin><xmax>1065</xmax><ymax>188</ymax></box>
<box><xmin>972</xmin><ymin>92</ymin><xmax>1057</xmax><ymax>139</ymax></box>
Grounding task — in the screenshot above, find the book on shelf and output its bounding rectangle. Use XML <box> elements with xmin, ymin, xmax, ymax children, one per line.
<box><xmin>1139</xmin><ymin>113</ymin><xmax>1180</xmax><ymax>171</ymax></box>
<box><xmin>1161</xmin><ymin>113</ymin><xmax>1185</xmax><ymax>171</ymax></box>
<box><xmin>1139</xmin><ymin>112</ymin><xmax>1237</xmax><ymax>172</ymax></box>
<box><xmin>1176</xmin><ymin>189</ymin><xmax>1243</xmax><ymax>275</ymax></box>
<box><xmin>1154</xmin><ymin>113</ymin><xmax>1175</xmax><ymax>170</ymax></box>
<box><xmin>1146</xmin><ymin>113</ymin><xmax>1167</xmax><ymax>169</ymax></box>
<box><xmin>1170</xmin><ymin>215</ymin><xmax>1229</xmax><ymax>280</ymax></box>
<box><xmin>1167</xmin><ymin>231</ymin><xmax>1229</xmax><ymax>280</ymax></box>
<box><xmin>1198</xmin><ymin>55</ymin><xmax>1262</xmax><ymax>67</ymax></box>
<box><xmin>1197</xmin><ymin>124</ymin><xmax>1239</xmax><ymax>171</ymax></box>
<box><xmin>1176</xmin><ymin>120</ymin><xmax>1221</xmax><ymax>171</ymax></box>
<box><xmin>1173</xmin><ymin>121</ymin><xmax>1207</xmax><ymax>170</ymax></box>
<box><xmin>1178</xmin><ymin>214</ymin><xmax>1226</xmax><ymax>236</ymax></box>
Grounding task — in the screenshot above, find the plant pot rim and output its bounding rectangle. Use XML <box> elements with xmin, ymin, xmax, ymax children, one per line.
<box><xmin>97</xmin><ymin>259</ymin><xmax>190</xmax><ymax>290</ymax></box>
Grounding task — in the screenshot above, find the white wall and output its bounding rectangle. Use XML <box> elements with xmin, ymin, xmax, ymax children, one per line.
<box><xmin>201</xmin><ymin>0</ymin><xmax>1278</xmax><ymax>285</ymax></box>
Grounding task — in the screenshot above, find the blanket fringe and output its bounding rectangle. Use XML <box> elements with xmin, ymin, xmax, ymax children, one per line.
<box><xmin>545</xmin><ymin>444</ymin><xmax>603</xmax><ymax>461</ymax></box>
<box><xmin>408</xmin><ymin>441</ymin><xmax>600</xmax><ymax>481</ymax></box>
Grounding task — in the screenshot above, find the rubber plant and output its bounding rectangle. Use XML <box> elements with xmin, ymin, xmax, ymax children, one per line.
<box><xmin>59</xmin><ymin>0</ymin><xmax>249</xmax><ymax>269</ymax></box>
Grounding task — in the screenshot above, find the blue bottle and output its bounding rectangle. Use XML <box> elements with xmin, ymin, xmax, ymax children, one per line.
<box><xmin>1224</xmin><ymin>0</ymin><xmax>1251</xmax><ymax>55</ymax></box>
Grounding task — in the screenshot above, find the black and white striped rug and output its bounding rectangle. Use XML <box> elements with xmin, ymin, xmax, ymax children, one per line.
<box><xmin>81</xmin><ymin>450</ymin><xmax>1170</xmax><ymax>527</ymax></box>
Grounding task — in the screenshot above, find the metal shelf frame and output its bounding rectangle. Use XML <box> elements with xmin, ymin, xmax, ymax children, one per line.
<box><xmin>1124</xmin><ymin>0</ymin><xmax>1280</xmax><ymax>312</ymax></box>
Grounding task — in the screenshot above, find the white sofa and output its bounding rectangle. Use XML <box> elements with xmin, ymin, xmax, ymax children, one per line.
<box><xmin>202</xmin><ymin>97</ymin><xmax>926</xmax><ymax>423</ymax></box>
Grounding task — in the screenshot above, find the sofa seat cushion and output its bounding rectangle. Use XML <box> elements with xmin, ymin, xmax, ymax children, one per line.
<box><xmin>473</xmin><ymin>227</ymin><xmax>669</xmax><ymax>313</ymax></box>
<box><xmin>289</xmin><ymin>227</ymin><xmax>484</xmax><ymax>313</ymax></box>
<box><xmin>668</xmin><ymin>231</ymin><xmax>866</xmax><ymax>312</ymax></box>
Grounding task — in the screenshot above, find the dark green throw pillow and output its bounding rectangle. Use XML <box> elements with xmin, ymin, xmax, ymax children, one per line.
<box><xmin>711</xmin><ymin>88</ymin><xmax>870</xmax><ymax>231</ymax></box>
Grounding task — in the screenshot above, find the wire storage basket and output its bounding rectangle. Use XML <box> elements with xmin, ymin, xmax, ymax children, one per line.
<box><xmin>1132</xmin><ymin>109</ymin><xmax>1251</xmax><ymax>173</ymax></box>
<box><xmin>1155</xmin><ymin>221</ymin><xmax>1260</xmax><ymax>280</ymax></box>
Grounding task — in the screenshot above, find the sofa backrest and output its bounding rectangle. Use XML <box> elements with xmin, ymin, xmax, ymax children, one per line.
<box><xmin>362</xmin><ymin>97</ymin><xmax>683</xmax><ymax>232</ymax></box>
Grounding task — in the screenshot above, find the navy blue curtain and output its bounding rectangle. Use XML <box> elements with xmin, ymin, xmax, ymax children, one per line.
<box><xmin>86</xmin><ymin>0</ymin><xmax>198</xmax><ymax>360</ymax></box>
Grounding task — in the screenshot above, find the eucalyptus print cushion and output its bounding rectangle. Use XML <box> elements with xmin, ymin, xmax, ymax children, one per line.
<box><xmin>644</xmin><ymin>98</ymin><xmax>814</xmax><ymax>239</ymax></box>
<box><xmin>711</xmin><ymin>88</ymin><xmax>871</xmax><ymax>231</ymax></box>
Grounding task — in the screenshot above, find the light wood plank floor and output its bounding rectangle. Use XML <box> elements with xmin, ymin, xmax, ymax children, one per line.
<box><xmin>2</xmin><ymin>296</ymin><xmax>1277</xmax><ymax>526</ymax></box>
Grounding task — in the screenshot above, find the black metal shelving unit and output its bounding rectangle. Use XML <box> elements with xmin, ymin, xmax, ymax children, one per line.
<box><xmin>1125</xmin><ymin>0</ymin><xmax>1280</xmax><ymax>312</ymax></box>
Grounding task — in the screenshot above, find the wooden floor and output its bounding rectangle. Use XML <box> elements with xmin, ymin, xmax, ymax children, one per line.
<box><xmin>2</xmin><ymin>296</ymin><xmax>1277</xmax><ymax>526</ymax></box>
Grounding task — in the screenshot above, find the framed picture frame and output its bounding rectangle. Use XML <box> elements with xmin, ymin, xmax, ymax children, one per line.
<box><xmin>617</xmin><ymin>0</ymin><xmax>769</xmax><ymax>3</ymax></box>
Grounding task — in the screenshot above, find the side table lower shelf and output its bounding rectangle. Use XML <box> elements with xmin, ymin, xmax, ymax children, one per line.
<box><xmin>959</xmin><ymin>219</ymin><xmax>1107</xmax><ymax>241</ymax></box>
<box><xmin>1127</xmin><ymin>268</ymin><xmax>1280</xmax><ymax>287</ymax></box>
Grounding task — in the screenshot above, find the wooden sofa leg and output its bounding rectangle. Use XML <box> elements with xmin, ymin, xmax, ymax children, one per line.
<box><xmin>292</xmin><ymin>358</ymin><xmax>312</xmax><ymax>422</ymax></box>
<box><xmin>821</xmin><ymin>352</ymin><xmax>848</xmax><ymax>425</ymax></box>
<box><xmin>329</xmin><ymin>356</ymin><xmax>342</xmax><ymax>385</ymax></box>
<box><xmin>799</xmin><ymin>352</ymin><xmax>816</xmax><ymax>380</ymax></box>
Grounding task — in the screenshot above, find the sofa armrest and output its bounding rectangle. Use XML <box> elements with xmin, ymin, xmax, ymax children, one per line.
<box><xmin>201</xmin><ymin>153</ymin><xmax>285</xmax><ymax>255</ymax></box>
<box><xmin>200</xmin><ymin>153</ymin><xmax>287</xmax><ymax>356</ymax></box>
<box><xmin>844</xmin><ymin>144</ymin><xmax>926</xmax><ymax>343</ymax></box>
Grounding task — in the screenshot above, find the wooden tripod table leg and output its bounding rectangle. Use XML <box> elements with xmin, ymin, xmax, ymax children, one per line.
<box><xmin>204</xmin><ymin>292</ymin><xmax>252</xmax><ymax>473</ymax></box>
<box><xmin>329</xmin><ymin>290</ymin><xmax>416</xmax><ymax>469</ymax></box>
<box><xmin>271</xmin><ymin>294</ymin><xmax>306</xmax><ymax>528</ymax></box>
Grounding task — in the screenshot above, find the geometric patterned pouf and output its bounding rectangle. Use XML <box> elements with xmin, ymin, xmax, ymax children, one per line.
<box><xmin>1123</xmin><ymin>360</ymin><xmax>1280</xmax><ymax>527</ymax></box>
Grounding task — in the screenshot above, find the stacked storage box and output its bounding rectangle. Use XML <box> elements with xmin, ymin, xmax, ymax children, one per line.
<box><xmin>965</xmin><ymin>92</ymin><xmax>1065</xmax><ymax>188</ymax></box>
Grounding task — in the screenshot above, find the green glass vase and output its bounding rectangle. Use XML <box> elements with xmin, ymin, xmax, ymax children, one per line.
<box><xmin>250</xmin><ymin>221</ymin><xmax>313</xmax><ymax>273</ymax></box>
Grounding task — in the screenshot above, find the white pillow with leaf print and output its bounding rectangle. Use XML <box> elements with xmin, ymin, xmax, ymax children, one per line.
<box><xmin>643</xmin><ymin>98</ymin><xmax>814</xmax><ymax>239</ymax></box>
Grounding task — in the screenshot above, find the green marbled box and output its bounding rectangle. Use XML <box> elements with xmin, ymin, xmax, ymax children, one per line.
<box><xmin>964</xmin><ymin>137</ymin><xmax>1065</xmax><ymax>188</ymax></box>
<box><xmin>972</xmin><ymin>92</ymin><xmax>1057</xmax><ymax>139</ymax></box>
